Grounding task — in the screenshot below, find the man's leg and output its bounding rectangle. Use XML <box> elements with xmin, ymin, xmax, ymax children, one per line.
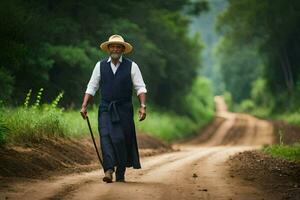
<box><xmin>116</xmin><ymin>166</ymin><xmax>126</xmax><ymax>182</ymax></box>
<box><xmin>99</xmin><ymin>112</ymin><xmax>116</xmax><ymax>183</ymax></box>
<box><xmin>100</xmin><ymin>135</ymin><xmax>116</xmax><ymax>183</ymax></box>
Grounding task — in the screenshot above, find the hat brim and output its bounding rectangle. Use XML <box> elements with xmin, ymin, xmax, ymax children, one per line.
<box><xmin>100</xmin><ymin>41</ymin><xmax>133</xmax><ymax>54</ymax></box>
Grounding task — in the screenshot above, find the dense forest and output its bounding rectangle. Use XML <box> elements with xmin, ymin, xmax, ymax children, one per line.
<box><xmin>2</xmin><ymin>0</ymin><xmax>300</xmax><ymax>128</ymax></box>
<box><xmin>0</xmin><ymin>0</ymin><xmax>217</xmax><ymax>145</ymax></box>
<box><xmin>216</xmin><ymin>0</ymin><xmax>300</xmax><ymax>115</ymax></box>
<box><xmin>0</xmin><ymin>0</ymin><xmax>209</xmax><ymax>115</ymax></box>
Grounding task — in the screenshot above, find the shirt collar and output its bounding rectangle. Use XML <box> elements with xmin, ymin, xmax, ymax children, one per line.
<box><xmin>107</xmin><ymin>55</ymin><xmax>123</xmax><ymax>63</ymax></box>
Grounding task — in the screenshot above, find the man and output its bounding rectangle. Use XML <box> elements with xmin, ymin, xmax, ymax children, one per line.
<box><xmin>80</xmin><ymin>34</ymin><xmax>147</xmax><ymax>183</ymax></box>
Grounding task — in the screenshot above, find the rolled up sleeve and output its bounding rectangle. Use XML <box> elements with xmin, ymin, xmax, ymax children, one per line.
<box><xmin>85</xmin><ymin>62</ymin><xmax>101</xmax><ymax>96</ymax></box>
<box><xmin>131</xmin><ymin>62</ymin><xmax>147</xmax><ymax>96</ymax></box>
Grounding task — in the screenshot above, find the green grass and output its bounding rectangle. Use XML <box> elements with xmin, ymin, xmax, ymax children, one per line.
<box><xmin>0</xmin><ymin>86</ymin><xmax>214</xmax><ymax>144</ymax></box>
<box><xmin>135</xmin><ymin>107</ymin><xmax>213</xmax><ymax>142</ymax></box>
<box><xmin>1</xmin><ymin>104</ymin><xmax>213</xmax><ymax>144</ymax></box>
<box><xmin>263</xmin><ymin>143</ymin><xmax>300</xmax><ymax>162</ymax></box>
<box><xmin>2</xmin><ymin>105</ymin><xmax>100</xmax><ymax>144</ymax></box>
<box><xmin>5</xmin><ymin>106</ymin><xmax>66</xmax><ymax>143</ymax></box>
<box><xmin>63</xmin><ymin>106</ymin><xmax>98</xmax><ymax>138</ymax></box>
<box><xmin>275</xmin><ymin>112</ymin><xmax>300</xmax><ymax>126</ymax></box>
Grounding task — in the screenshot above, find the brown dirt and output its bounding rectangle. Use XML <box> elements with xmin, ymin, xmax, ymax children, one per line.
<box><xmin>0</xmin><ymin>137</ymin><xmax>98</xmax><ymax>178</ymax></box>
<box><xmin>224</xmin><ymin>116</ymin><xmax>300</xmax><ymax>200</ymax></box>
<box><xmin>228</xmin><ymin>150</ymin><xmax>300</xmax><ymax>200</ymax></box>
<box><xmin>0</xmin><ymin>133</ymin><xmax>173</xmax><ymax>179</ymax></box>
<box><xmin>180</xmin><ymin>116</ymin><xmax>225</xmax><ymax>144</ymax></box>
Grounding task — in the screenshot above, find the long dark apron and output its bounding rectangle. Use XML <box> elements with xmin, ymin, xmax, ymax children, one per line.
<box><xmin>98</xmin><ymin>99</ymin><xmax>141</xmax><ymax>172</ymax></box>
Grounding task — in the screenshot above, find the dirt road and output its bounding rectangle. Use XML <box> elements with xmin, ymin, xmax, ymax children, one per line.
<box><xmin>1</xmin><ymin>96</ymin><xmax>275</xmax><ymax>200</ymax></box>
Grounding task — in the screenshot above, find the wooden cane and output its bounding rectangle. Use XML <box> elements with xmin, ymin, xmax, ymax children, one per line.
<box><xmin>86</xmin><ymin>116</ymin><xmax>104</xmax><ymax>169</ymax></box>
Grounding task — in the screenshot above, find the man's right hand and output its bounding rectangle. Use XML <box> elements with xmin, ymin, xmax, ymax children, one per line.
<box><xmin>80</xmin><ymin>94</ymin><xmax>93</xmax><ymax>119</ymax></box>
<box><xmin>80</xmin><ymin>106</ymin><xmax>88</xmax><ymax>119</ymax></box>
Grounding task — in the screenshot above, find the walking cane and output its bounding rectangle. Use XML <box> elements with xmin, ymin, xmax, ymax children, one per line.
<box><xmin>86</xmin><ymin>116</ymin><xmax>104</xmax><ymax>170</ymax></box>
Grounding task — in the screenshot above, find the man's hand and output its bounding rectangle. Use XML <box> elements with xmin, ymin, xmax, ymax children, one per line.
<box><xmin>80</xmin><ymin>106</ymin><xmax>88</xmax><ymax>119</ymax></box>
<box><xmin>138</xmin><ymin>107</ymin><xmax>146</xmax><ymax>121</ymax></box>
<box><xmin>80</xmin><ymin>94</ymin><xmax>93</xmax><ymax>119</ymax></box>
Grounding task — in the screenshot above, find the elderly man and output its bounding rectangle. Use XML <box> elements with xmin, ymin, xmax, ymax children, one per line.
<box><xmin>80</xmin><ymin>34</ymin><xmax>147</xmax><ymax>183</ymax></box>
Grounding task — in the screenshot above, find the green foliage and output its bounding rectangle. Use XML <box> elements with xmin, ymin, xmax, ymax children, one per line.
<box><xmin>216</xmin><ymin>0</ymin><xmax>300</xmax><ymax>113</ymax></box>
<box><xmin>23</xmin><ymin>89</ymin><xmax>32</xmax><ymax>108</ymax></box>
<box><xmin>47</xmin><ymin>44</ymin><xmax>91</xmax><ymax>68</ymax></box>
<box><xmin>0</xmin><ymin>119</ymin><xmax>8</xmax><ymax>145</ymax></box>
<box><xmin>32</xmin><ymin>88</ymin><xmax>44</xmax><ymax>109</ymax></box>
<box><xmin>0</xmin><ymin>101</ymin><xmax>9</xmax><ymax>146</ymax></box>
<box><xmin>51</xmin><ymin>92</ymin><xmax>64</xmax><ymax>108</ymax></box>
<box><xmin>0</xmin><ymin>67</ymin><xmax>14</xmax><ymax>102</ymax></box>
<box><xmin>1</xmin><ymin>79</ymin><xmax>214</xmax><ymax>144</ymax></box>
<box><xmin>5</xmin><ymin>107</ymin><xmax>66</xmax><ymax>143</ymax></box>
<box><xmin>135</xmin><ymin>107</ymin><xmax>197</xmax><ymax>142</ymax></box>
<box><xmin>223</xmin><ymin>91</ymin><xmax>233</xmax><ymax>111</ymax></box>
<box><xmin>184</xmin><ymin>77</ymin><xmax>214</xmax><ymax>122</ymax></box>
<box><xmin>62</xmin><ymin>107</ymin><xmax>98</xmax><ymax>138</ymax></box>
<box><xmin>274</xmin><ymin>112</ymin><xmax>300</xmax><ymax>126</ymax></box>
<box><xmin>263</xmin><ymin>143</ymin><xmax>300</xmax><ymax>162</ymax></box>
<box><xmin>251</xmin><ymin>78</ymin><xmax>270</xmax><ymax>107</ymax></box>
<box><xmin>237</xmin><ymin>99</ymin><xmax>255</xmax><ymax>113</ymax></box>
<box><xmin>0</xmin><ymin>1</ymin><xmax>213</xmax><ymax>144</ymax></box>
<box><xmin>189</xmin><ymin>0</ymin><xmax>227</xmax><ymax>95</ymax></box>
<box><xmin>0</xmin><ymin>0</ymin><xmax>206</xmax><ymax>114</ymax></box>
<box><xmin>2</xmin><ymin>89</ymin><xmax>67</xmax><ymax>143</ymax></box>
<box><xmin>136</xmin><ymin>76</ymin><xmax>214</xmax><ymax>141</ymax></box>
<box><xmin>215</xmin><ymin>37</ymin><xmax>263</xmax><ymax>103</ymax></box>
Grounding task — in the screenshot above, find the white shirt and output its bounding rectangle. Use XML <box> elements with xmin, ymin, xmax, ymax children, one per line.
<box><xmin>85</xmin><ymin>56</ymin><xmax>147</xmax><ymax>96</ymax></box>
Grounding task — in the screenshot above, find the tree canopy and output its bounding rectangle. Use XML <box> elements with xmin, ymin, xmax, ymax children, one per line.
<box><xmin>216</xmin><ymin>0</ymin><xmax>300</xmax><ymax>111</ymax></box>
<box><xmin>0</xmin><ymin>0</ymin><xmax>208</xmax><ymax>113</ymax></box>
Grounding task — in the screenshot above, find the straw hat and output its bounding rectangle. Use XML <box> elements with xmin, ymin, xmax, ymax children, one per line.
<box><xmin>100</xmin><ymin>34</ymin><xmax>133</xmax><ymax>54</ymax></box>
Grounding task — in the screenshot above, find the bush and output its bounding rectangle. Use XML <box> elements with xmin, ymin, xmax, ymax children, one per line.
<box><xmin>184</xmin><ymin>77</ymin><xmax>215</xmax><ymax>122</ymax></box>
<box><xmin>223</xmin><ymin>91</ymin><xmax>233</xmax><ymax>111</ymax></box>
<box><xmin>237</xmin><ymin>99</ymin><xmax>255</xmax><ymax>113</ymax></box>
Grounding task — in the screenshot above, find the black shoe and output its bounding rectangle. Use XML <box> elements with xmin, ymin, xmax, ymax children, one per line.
<box><xmin>116</xmin><ymin>178</ymin><xmax>125</xmax><ymax>182</ymax></box>
<box><xmin>116</xmin><ymin>167</ymin><xmax>126</xmax><ymax>182</ymax></box>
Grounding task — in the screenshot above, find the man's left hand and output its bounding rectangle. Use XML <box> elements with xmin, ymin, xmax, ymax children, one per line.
<box><xmin>139</xmin><ymin>107</ymin><xmax>146</xmax><ymax>121</ymax></box>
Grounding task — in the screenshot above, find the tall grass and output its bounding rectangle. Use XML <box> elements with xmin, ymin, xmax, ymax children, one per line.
<box><xmin>3</xmin><ymin>89</ymin><xmax>68</xmax><ymax>143</ymax></box>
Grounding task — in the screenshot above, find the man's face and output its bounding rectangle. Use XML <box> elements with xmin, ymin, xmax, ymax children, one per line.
<box><xmin>108</xmin><ymin>44</ymin><xmax>125</xmax><ymax>59</ymax></box>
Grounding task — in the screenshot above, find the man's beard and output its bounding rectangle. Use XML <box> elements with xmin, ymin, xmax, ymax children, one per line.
<box><xmin>111</xmin><ymin>53</ymin><xmax>122</xmax><ymax>59</ymax></box>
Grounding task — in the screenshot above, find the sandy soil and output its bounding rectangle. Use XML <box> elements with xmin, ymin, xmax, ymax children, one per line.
<box><xmin>0</xmin><ymin>96</ymin><xmax>278</xmax><ymax>200</ymax></box>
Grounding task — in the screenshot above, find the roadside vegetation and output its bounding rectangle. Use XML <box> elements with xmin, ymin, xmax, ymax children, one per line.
<box><xmin>263</xmin><ymin>143</ymin><xmax>300</xmax><ymax>162</ymax></box>
<box><xmin>0</xmin><ymin>77</ymin><xmax>214</xmax><ymax>145</ymax></box>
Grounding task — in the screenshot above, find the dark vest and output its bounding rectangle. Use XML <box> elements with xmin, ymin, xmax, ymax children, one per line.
<box><xmin>100</xmin><ymin>58</ymin><xmax>133</xmax><ymax>102</ymax></box>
